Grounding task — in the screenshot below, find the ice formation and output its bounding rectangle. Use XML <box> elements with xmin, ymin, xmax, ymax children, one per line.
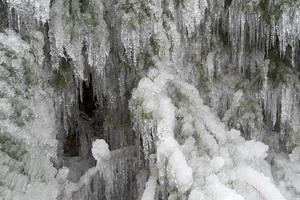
<box><xmin>0</xmin><ymin>0</ymin><xmax>300</xmax><ymax>200</ymax></box>
<box><xmin>92</xmin><ymin>139</ymin><xmax>111</xmax><ymax>164</ymax></box>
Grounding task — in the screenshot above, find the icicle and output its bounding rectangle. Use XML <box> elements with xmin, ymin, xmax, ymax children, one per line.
<box><xmin>238</xmin><ymin>13</ymin><xmax>245</xmax><ymax>74</ymax></box>
<box><xmin>280</xmin><ymin>86</ymin><xmax>293</xmax><ymax>136</ymax></box>
<box><xmin>181</xmin><ymin>0</ymin><xmax>207</xmax><ymax>37</ymax></box>
<box><xmin>206</xmin><ymin>51</ymin><xmax>216</xmax><ymax>82</ymax></box>
<box><xmin>7</xmin><ymin>0</ymin><xmax>50</xmax><ymax>24</ymax></box>
<box><xmin>262</xmin><ymin>59</ymin><xmax>269</xmax><ymax>111</ymax></box>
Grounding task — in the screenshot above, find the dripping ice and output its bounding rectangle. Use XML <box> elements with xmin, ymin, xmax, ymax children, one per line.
<box><xmin>0</xmin><ymin>0</ymin><xmax>300</xmax><ymax>200</ymax></box>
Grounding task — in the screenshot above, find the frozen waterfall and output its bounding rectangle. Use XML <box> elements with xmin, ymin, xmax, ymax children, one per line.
<box><xmin>0</xmin><ymin>0</ymin><xmax>300</xmax><ymax>199</ymax></box>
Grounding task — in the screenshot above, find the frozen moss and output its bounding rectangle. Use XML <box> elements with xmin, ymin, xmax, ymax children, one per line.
<box><xmin>258</xmin><ymin>0</ymin><xmax>283</xmax><ymax>24</ymax></box>
<box><xmin>149</xmin><ymin>35</ymin><xmax>159</xmax><ymax>55</ymax></box>
<box><xmin>50</xmin><ymin>56</ymin><xmax>73</xmax><ymax>91</ymax></box>
<box><xmin>174</xmin><ymin>0</ymin><xmax>184</xmax><ymax>8</ymax></box>
<box><xmin>120</xmin><ymin>2</ymin><xmax>135</xmax><ymax>13</ymax></box>
<box><xmin>142</xmin><ymin>50</ymin><xmax>155</xmax><ymax>72</ymax></box>
<box><xmin>23</xmin><ymin>62</ymin><xmax>35</xmax><ymax>88</ymax></box>
<box><xmin>267</xmin><ymin>50</ymin><xmax>293</xmax><ymax>87</ymax></box>
<box><xmin>79</xmin><ymin>0</ymin><xmax>89</xmax><ymax>13</ymax></box>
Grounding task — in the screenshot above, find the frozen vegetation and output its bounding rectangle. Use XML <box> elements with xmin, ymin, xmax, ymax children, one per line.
<box><xmin>0</xmin><ymin>0</ymin><xmax>300</xmax><ymax>200</ymax></box>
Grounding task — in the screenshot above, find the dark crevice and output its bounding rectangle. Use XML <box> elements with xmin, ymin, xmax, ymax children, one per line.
<box><xmin>224</xmin><ymin>0</ymin><xmax>233</xmax><ymax>9</ymax></box>
<box><xmin>11</xmin><ymin>8</ymin><xmax>19</xmax><ymax>33</ymax></box>
<box><xmin>56</xmin><ymin>3</ymin><xmax>148</xmax><ymax>197</ymax></box>
<box><xmin>63</xmin><ymin>128</ymin><xmax>80</xmax><ymax>157</ymax></box>
<box><xmin>42</xmin><ymin>21</ymin><xmax>52</xmax><ymax>69</ymax></box>
<box><xmin>0</xmin><ymin>0</ymin><xmax>8</xmax><ymax>32</ymax></box>
<box><xmin>79</xmin><ymin>0</ymin><xmax>89</xmax><ymax>13</ymax></box>
<box><xmin>79</xmin><ymin>74</ymin><xmax>98</xmax><ymax>118</ymax></box>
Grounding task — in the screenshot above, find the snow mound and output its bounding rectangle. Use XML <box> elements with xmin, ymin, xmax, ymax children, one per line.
<box><xmin>92</xmin><ymin>139</ymin><xmax>111</xmax><ymax>164</ymax></box>
<box><xmin>130</xmin><ymin>63</ymin><xmax>285</xmax><ymax>199</ymax></box>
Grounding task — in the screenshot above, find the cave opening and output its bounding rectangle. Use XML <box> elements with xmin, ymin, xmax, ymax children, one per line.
<box><xmin>79</xmin><ymin>74</ymin><xmax>98</xmax><ymax>118</ymax></box>
<box><xmin>61</xmin><ymin>73</ymin><xmax>102</xmax><ymax>181</ymax></box>
<box><xmin>63</xmin><ymin>128</ymin><xmax>80</xmax><ymax>157</ymax></box>
<box><xmin>58</xmin><ymin>50</ymin><xmax>145</xmax><ymax>196</ymax></box>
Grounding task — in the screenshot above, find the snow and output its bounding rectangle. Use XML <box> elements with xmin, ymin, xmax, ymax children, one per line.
<box><xmin>188</xmin><ymin>189</ymin><xmax>205</xmax><ymax>200</ymax></box>
<box><xmin>92</xmin><ymin>139</ymin><xmax>111</xmax><ymax>164</ymax></box>
<box><xmin>0</xmin><ymin>30</ymin><xmax>30</xmax><ymax>55</ymax></box>
<box><xmin>236</xmin><ymin>166</ymin><xmax>286</xmax><ymax>200</ymax></box>
<box><xmin>167</xmin><ymin>147</ymin><xmax>193</xmax><ymax>193</ymax></box>
<box><xmin>290</xmin><ymin>146</ymin><xmax>300</xmax><ymax>162</ymax></box>
<box><xmin>271</xmin><ymin>147</ymin><xmax>300</xmax><ymax>199</ymax></box>
<box><xmin>130</xmin><ymin>60</ymin><xmax>290</xmax><ymax>199</ymax></box>
<box><xmin>141</xmin><ymin>176</ymin><xmax>157</xmax><ymax>200</ymax></box>
<box><xmin>131</xmin><ymin>68</ymin><xmax>194</xmax><ymax>194</ymax></box>
<box><xmin>210</xmin><ymin>157</ymin><xmax>225</xmax><ymax>172</ymax></box>
<box><xmin>206</xmin><ymin>175</ymin><xmax>245</xmax><ymax>200</ymax></box>
<box><xmin>235</xmin><ymin>140</ymin><xmax>269</xmax><ymax>162</ymax></box>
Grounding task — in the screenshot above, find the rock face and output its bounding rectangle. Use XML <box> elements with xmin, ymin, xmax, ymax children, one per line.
<box><xmin>0</xmin><ymin>0</ymin><xmax>300</xmax><ymax>199</ymax></box>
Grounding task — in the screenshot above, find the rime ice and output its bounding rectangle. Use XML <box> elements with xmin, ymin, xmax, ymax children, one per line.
<box><xmin>0</xmin><ymin>0</ymin><xmax>300</xmax><ymax>200</ymax></box>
